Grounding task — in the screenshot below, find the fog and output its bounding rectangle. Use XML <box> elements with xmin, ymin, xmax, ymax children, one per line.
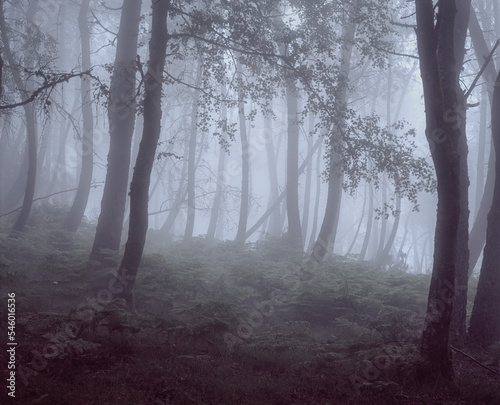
<box><xmin>1</xmin><ymin>1</ymin><xmax>499</xmax><ymax>403</ymax></box>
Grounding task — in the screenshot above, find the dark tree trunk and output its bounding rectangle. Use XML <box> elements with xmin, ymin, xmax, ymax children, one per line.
<box><xmin>450</xmin><ymin>0</ymin><xmax>472</xmax><ymax>346</ymax></box>
<box><xmin>63</xmin><ymin>0</ymin><xmax>94</xmax><ymax>232</ymax></box>
<box><xmin>91</xmin><ymin>0</ymin><xmax>142</xmax><ymax>259</ymax></box>
<box><xmin>114</xmin><ymin>0</ymin><xmax>168</xmax><ymax>312</ymax></box>
<box><xmin>468</xmin><ymin>68</ymin><xmax>500</xmax><ymax>346</ymax></box>
<box><xmin>467</xmin><ymin>6</ymin><xmax>497</xmax><ymax>275</ymax></box>
<box><xmin>415</xmin><ymin>0</ymin><xmax>469</xmax><ymax>379</ymax></box>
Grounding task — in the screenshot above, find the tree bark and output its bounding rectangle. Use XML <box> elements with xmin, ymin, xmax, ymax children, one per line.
<box><xmin>468</xmin><ymin>68</ymin><xmax>500</xmax><ymax>346</ymax></box>
<box><xmin>415</xmin><ymin>0</ymin><xmax>470</xmax><ymax>379</ymax></box>
<box><xmin>184</xmin><ymin>64</ymin><xmax>202</xmax><ymax>243</ymax></box>
<box><xmin>235</xmin><ymin>61</ymin><xmax>250</xmax><ymax>245</ymax></box>
<box><xmin>91</xmin><ymin>0</ymin><xmax>142</xmax><ymax>259</ymax></box>
<box><xmin>115</xmin><ymin>0</ymin><xmax>168</xmax><ymax>312</ymax></box>
<box><xmin>285</xmin><ymin>78</ymin><xmax>303</xmax><ymax>251</ymax></box>
<box><xmin>467</xmin><ymin>6</ymin><xmax>497</xmax><ymax>275</ymax></box>
<box><xmin>63</xmin><ymin>0</ymin><xmax>94</xmax><ymax>232</ymax></box>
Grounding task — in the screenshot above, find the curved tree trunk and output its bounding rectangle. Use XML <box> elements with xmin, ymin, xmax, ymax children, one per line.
<box><xmin>415</xmin><ymin>0</ymin><xmax>470</xmax><ymax>380</ymax></box>
<box><xmin>91</xmin><ymin>0</ymin><xmax>142</xmax><ymax>260</ymax></box>
<box><xmin>63</xmin><ymin>0</ymin><xmax>94</xmax><ymax>231</ymax></box>
<box><xmin>114</xmin><ymin>0</ymin><xmax>168</xmax><ymax>312</ymax></box>
<box><xmin>310</xmin><ymin>3</ymin><xmax>357</xmax><ymax>262</ymax></box>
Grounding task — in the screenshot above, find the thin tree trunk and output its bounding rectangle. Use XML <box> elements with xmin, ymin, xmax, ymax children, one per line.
<box><xmin>0</xmin><ymin>0</ymin><xmax>38</xmax><ymax>234</ymax></box>
<box><xmin>474</xmin><ymin>89</ymin><xmax>488</xmax><ymax>219</ymax></box>
<box><xmin>264</xmin><ymin>102</ymin><xmax>282</xmax><ymax>237</ymax></box>
<box><xmin>207</xmin><ymin>85</ymin><xmax>228</xmax><ymax>240</ymax></box>
<box><xmin>358</xmin><ymin>181</ymin><xmax>374</xmax><ymax>262</ymax></box>
<box><xmin>245</xmin><ymin>135</ymin><xmax>322</xmax><ymax>240</ymax></box>
<box><xmin>63</xmin><ymin>0</ymin><xmax>94</xmax><ymax>231</ymax></box>
<box><xmin>307</xmin><ymin>140</ymin><xmax>323</xmax><ymax>252</ymax></box>
<box><xmin>375</xmin><ymin>194</ymin><xmax>401</xmax><ymax>268</ymax></box>
<box><xmin>115</xmin><ymin>0</ymin><xmax>167</xmax><ymax>312</ymax></box>
<box><xmin>235</xmin><ymin>62</ymin><xmax>250</xmax><ymax>245</ymax></box>
<box><xmin>301</xmin><ymin>114</ymin><xmax>314</xmax><ymax>242</ymax></box>
<box><xmin>184</xmin><ymin>64</ymin><xmax>202</xmax><ymax>243</ymax></box>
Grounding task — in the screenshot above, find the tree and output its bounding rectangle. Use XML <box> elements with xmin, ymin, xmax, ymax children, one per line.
<box><xmin>63</xmin><ymin>0</ymin><xmax>94</xmax><ymax>232</ymax></box>
<box><xmin>114</xmin><ymin>0</ymin><xmax>168</xmax><ymax>312</ymax></box>
<box><xmin>414</xmin><ymin>0</ymin><xmax>470</xmax><ymax>379</ymax></box>
<box><xmin>234</xmin><ymin>58</ymin><xmax>251</xmax><ymax>245</ymax></box>
<box><xmin>90</xmin><ymin>0</ymin><xmax>142</xmax><ymax>260</ymax></box>
<box><xmin>184</xmin><ymin>62</ymin><xmax>202</xmax><ymax>243</ymax></box>
<box><xmin>0</xmin><ymin>0</ymin><xmax>39</xmax><ymax>235</ymax></box>
<box><xmin>468</xmin><ymin>65</ymin><xmax>500</xmax><ymax>347</ymax></box>
<box><xmin>310</xmin><ymin>2</ymin><xmax>357</xmax><ymax>262</ymax></box>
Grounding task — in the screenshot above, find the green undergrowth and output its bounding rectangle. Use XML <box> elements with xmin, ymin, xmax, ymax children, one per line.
<box><xmin>0</xmin><ymin>209</ymin><xmax>498</xmax><ymax>404</ymax></box>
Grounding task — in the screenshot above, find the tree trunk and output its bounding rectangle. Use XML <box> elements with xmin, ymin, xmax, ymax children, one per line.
<box><xmin>375</xmin><ymin>194</ymin><xmax>401</xmax><ymax>268</ymax></box>
<box><xmin>184</xmin><ymin>64</ymin><xmax>202</xmax><ymax>243</ymax></box>
<box><xmin>235</xmin><ymin>62</ymin><xmax>250</xmax><ymax>245</ymax></box>
<box><xmin>245</xmin><ymin>135</ymin><xmax>322</xmax><ymax>240</ymax></box>
<box><xmin>91</xmin><ymin>0</ymin><xmax>142</xmax><ymax>259</ymax></box>
<box><xmin>468</xmin><ymin>68</ymin><xmax>500</xmax><ymax>346</ymax></box>
<box><xmin>358</xmin><ymin>181</ymin><xmax>374</xmax><ymax>262</ymax></box>
<box><xmin>115</xmin><ymin>0</ymin><xmax>168</xmax><ymax>312</ymax></box>
<box><xmin>310</xmin><ymin>4</ymin><xmax>356</xmax><ymax>262</ymax></box>
<box><xmin>301</xmin><ymin>114</ymin><xmax>315</xmax><ymax>242</ymax></box>
<box><xmin>207</xmin><ymin>85</ymin><xmax>228</xmax><ymax>240</ymax></box>
<box><xmin>0</xmin><ymin>0</ymin><xmax>38</xmax><ymax>235</ymax></box>
<box><xmin>264</xmin><ymin>103</ymin><xmax>282</xmax><ymax>237</ymax></box>
<box><xmin>285</xmin><ymin>78</ymin><xmax>303</xmax><ymax>251</ymax></box>
<box><xmin>415</xmin><ymin>0</ymin><xmax>469</xmax><ymax>380</ymax></box>
<box><xmin>63</xmin><ymin>0</ymin><xmax>94</xmax><ymax>232</ymax></box>
<box><xmin>467</xmin><ymin>6</ymin><xmax>497</xmax><ymax>275</ymax></box>
<box><xmin>306</xmin><ymin>140</ymin><xmax>323</xmax><ymax>252</ymax></box>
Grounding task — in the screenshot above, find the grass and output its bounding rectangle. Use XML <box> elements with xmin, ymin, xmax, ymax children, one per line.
<box><xmin>0</xmin><ymin>209</ymin><xmax>499</xmax><ymax>404</ymax></box>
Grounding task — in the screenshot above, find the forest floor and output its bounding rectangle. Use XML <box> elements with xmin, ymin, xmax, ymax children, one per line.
<box><xmin>1</xmin><ymin>206</ymin><xmax>500</xmax><ymax>404</ymax></box>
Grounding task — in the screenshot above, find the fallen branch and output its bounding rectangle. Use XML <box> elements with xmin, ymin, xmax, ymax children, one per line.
<box><xmin>450</xmin><ymin>345</ymin><xmax>500</xmax><ymax>376</ymax></box>
<box><xmin>0</xmin><ymin>182</ymin><xmax>104</xmax><ymax>218</ymax></box>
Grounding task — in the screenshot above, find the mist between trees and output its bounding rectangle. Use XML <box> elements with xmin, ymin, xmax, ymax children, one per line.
<box><xmin>1</xmin><ymin>0</ymin><xmax>500</xmax><ymax>398</ymax></box>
